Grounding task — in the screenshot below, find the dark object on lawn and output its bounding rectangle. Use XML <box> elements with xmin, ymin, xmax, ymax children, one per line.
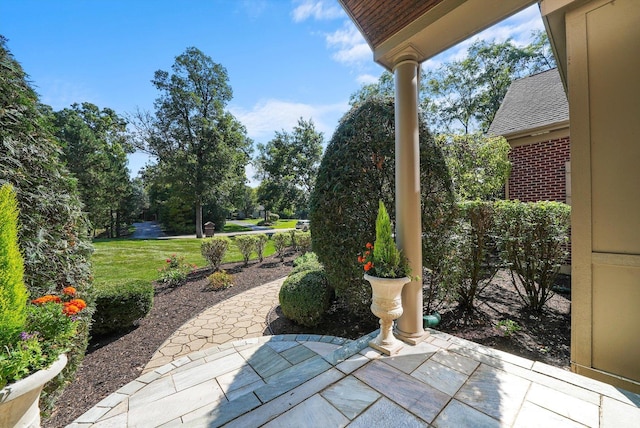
<box><xmin>204</xmin><ymin>221</ymin><xmax>215</xmax><ymax>237</ymax></box>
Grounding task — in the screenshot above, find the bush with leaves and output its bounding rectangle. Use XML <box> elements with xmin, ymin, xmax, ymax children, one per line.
<box><xmin>254</xmin><ymin>234</ymin><xmax>268</xmax><ymax>262</ymax></box>
<box><xmin>273</xmin><ymin>232</ymin><xmax>290</xmax><ymax>261</ymax></box>
<box><xmin>494</xmin><ymin>200</ymin><xmax>570</xmax><ymax>312</ymax></box>
<box><xmin>0</xmin><ymin>37</ymin><xmax>94</xmax><ymax>412</ymax></box>
<box><xmin>296</xmin><ymin>231</ymin><xmax>312</xmax><ymax>254</ymax></box>
<box><xmin>288</xmin><ymin>229</ymin><xmax>299</xmax><ymax>252</ymax></box>
<box><xmin>201</xmin><ymin>237</ymin><xmax>231</xmax><ymax>270</ymax></box>
<box><xmin>206</xmin><ymin>270</ymin><xmax>234</xmax><ymax>291</ymax></box>
<box><xmin>436</xmin><ymin>133</ymin><xmax>511</xmax><ymax>201</ymax></box>
<box><xmin>452</xmin><ymin>201</ymin><xmax>499</xmax><ymax>311</ymax></box>
<box><xmin>157</xmin><ymin>254</ymin><xmax>195</xmax><ymax>287</ymax></box>
<box><xmin>0</xmin><ymin>184</ymin><xmax>28</xmax><ymax>348</ymax></box>
<box><xmin>92</xmin><ymin>280</ymin><xmax>154</xmax><ymax>336</ymax></box>
<box><xmin>310</xmin><ymin>98</ymin><xmax>453</xmax><ymax>316</ymax></box>
<box><xmin>234</xmin><ymin>235</ymin><xmax>257</xmax><ymax>266</ymax></box>
<box><xmin>279</xmin><ymin>269</ymin><xmax>332</xmax><ymax>327</ymax></box>
<box><xmin>291</xmin><ymin>252</ymin><xmax>323</xmax><ymax>275</ymax></box>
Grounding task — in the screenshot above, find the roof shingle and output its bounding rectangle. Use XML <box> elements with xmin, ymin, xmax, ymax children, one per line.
<box><xmin>488</xmin><ymin>68</ymin><xmax>568</xmax><ymax>137</ymax></box>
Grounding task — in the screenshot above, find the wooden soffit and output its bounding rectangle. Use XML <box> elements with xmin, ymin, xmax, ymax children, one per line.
<box><xmin>339</xmin><ymin>0</ymin><xmax>539</xmax><ymax>69</ymax></box>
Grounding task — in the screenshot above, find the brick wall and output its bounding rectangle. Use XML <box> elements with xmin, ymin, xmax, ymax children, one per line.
<box><xmin>508</xmin><ymin>137</ymin><xmax>570</xmax><ymax>202</ymax></box>
<box><xmin>508</xmin><ymin>136</ymin><xmax>572</xmax><ymax>267</ymax></box>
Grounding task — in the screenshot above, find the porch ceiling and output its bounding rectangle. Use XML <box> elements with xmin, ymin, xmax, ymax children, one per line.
<box><xmin>338</xmin><ymin>0</ymin><xmax>539</xmax><ymax>69</ymax></box>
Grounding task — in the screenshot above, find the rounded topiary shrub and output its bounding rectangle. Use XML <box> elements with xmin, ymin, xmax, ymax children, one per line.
<box><xmin>309</xmin><ymin>98</ymin><xmax>453</xmax><ymax>316</ymax></box>
<box><xmin>290</xmin><ymin>252</ymin><xmax>323</xmax><ymax>275</ymax></box>
<box><xmin>91</xmin><ymin>280</ymin><xmax>154</xmax><ymax>336</ymax></box>
<box><xmin>279</xmin><ymin>270</ymin><xmax>332</xmax><ymax>327</ymax></box>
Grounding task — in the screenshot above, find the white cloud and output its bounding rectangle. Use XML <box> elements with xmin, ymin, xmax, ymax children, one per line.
<box><xmin>36</xmin><ymin>78</ymin><xmax>95</xmax><ymax>111</ymax></box>
<box><xmin>325</xmin><ymin>23</ymin><xmax>372</xmax><ymax>66</ymax></box>
<box><xmin>230</xmin><ymin>98</ymin><xmax>349</xmax><ymax>142</ymax></box>
<box><xmin>291</xmin><ymin>0</ymin><xmax>344</xmax><ymax>22</ymax></box>
<box><xmin>356</xmin><ymin>74</ymin><xmax>379</xmax><ymax>85</ymax></box>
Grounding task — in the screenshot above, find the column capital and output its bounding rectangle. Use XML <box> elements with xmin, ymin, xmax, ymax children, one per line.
<box><xmin>391</xmin><ymin>45</ymin><xmax>421</xmax><ymax>70</ymax></box>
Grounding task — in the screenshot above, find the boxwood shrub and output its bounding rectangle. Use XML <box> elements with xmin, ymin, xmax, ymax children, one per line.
<box><xmin>279</xmin><ymin>269</ymin><xmax>332</xmax><ymax>327</ymax></box>
<box><xmin>92</xmin><ymin>280</ymin><xmax>154</xmax><ymax>336</ymax></box>
<box><xmin>291</xmin><ymin>252</ymin><xmax>323</xmax><ymax>275</ymax></box>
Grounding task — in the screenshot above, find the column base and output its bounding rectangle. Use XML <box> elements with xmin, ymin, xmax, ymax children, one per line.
<box><xmin>369</xmin><ymin>335</ymin><xmax>404</xmax><ymax>356</ymax></box>
<box><xmin>395</xmin><ymin>328</ymin><xmax>430</xmax><ymax>345</ymax></box>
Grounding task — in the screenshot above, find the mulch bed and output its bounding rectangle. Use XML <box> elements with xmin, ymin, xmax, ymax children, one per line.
<box><xmin>46</xmin><ymin>257</ymin><xmax>571</xmax><ymax>427</ymax></box>
<box><xmin>45</xmin><ymin>253</ymin><xmax>296</xmax><ymax>428</ymax></box>
<box><xmin>267</xmin><ymin>269</ymin><xmax>571</xmax><ymax>368</ymax></box>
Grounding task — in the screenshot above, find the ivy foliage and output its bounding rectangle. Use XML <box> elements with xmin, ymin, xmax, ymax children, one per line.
<box><xmin>310</xmin><ymin>98</ymin><xmax>453</xmax><ymax>316</ymax></box>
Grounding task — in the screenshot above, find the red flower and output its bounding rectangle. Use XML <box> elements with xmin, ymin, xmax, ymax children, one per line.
<box><xmin>357</xmin><ymin>255</ymin><xmax>364</xmax><ymax>263</ymax></box>
<box><xmin>366</xmin><ymin>242</ymin><xmax>374</xmax><ymax>250</ymax></box>
<box><xmin>364</xmin><ymin>261</ymin><xmax>374</xmax><ymax>272</ymax></box>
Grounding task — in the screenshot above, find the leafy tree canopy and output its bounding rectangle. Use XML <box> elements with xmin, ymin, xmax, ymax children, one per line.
<box><xmin>254</xmin><ymin>117</ymin><xmax>323</xmax><ymax>216</ymax></box>
<box><xmin>134</xmin><ymin>47</ymin><xmax>252</xmax><ymax>236</ymax></box>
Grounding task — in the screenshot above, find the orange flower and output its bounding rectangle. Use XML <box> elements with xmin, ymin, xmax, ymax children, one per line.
<box><xmin>357</xmin><ymin>255</ymin><xmax>364</xmax><ymax>263</ymax></box>
<box><xmin>63</xmin><ymin>303</ymin><xmax>80</xmax><ymax>315</ymax></box>
<box><xmin>63</xmin><ymin>286</ymin><xmax>76</xmax><ymax>296</ymax></box>
<box><xmin>32</xmin><ymin>295</ymin><xmax>61</xmax><ymax>305</ymax></box>
<box><xmin>366</xmin><ymin>242</ymin><xmax>374</xmax><ymax>249</ymax></box>
<box><xmin>69</xmin><ymin>299</ymin><xmax>87</xmax><ymax>310</ymax></box>
<box><xmin>364</xmin><ymin>261</ymin><xmax>374</xmax><ymax>272</ymax></box>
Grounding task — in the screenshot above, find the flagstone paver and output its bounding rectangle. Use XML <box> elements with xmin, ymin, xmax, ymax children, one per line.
<box><xmin>70</xmin><ymin>275</ymin><xmax>640</xmax><ymax>427</ymax></box>
<box><xmin>144</xmin><ymin>277</ymin><xmax>284</xmax><ymax>373</ymax></box>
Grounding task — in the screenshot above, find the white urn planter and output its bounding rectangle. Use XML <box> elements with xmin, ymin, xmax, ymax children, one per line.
<box><xmin>0</xmin><ymin>353</ymin><xmax>67</xmax><ymax>428</ymax></box>
<box><xmin>365</xmin><ymin>274</ymin><xmax>410</xmax><ymax>355</ymax></box>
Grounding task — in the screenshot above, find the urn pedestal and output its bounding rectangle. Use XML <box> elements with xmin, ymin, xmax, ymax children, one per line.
<box><xmin>365</xmin><ymin>274</ymin><xmax>410</xmax><ymax>355</ymax></box>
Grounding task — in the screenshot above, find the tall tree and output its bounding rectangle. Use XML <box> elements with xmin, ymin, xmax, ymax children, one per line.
<box><xmin>254</xmin><ymin>117</ymin><xmax>323</xmax><ymax>216</ymax></box>
<box><xmin>350</xmin><ymin>35</ymin><xmax>556</xmax><ymax>134</ymax></box>
<box><xmin>53</xmin><ymin>102</ymin><xmax>134</xmax><ymax>237</ymax></box>
<box><xmin>136</xmin><ymin>47</ymin><xmax>251</xmax><ymax>237</ymax></box>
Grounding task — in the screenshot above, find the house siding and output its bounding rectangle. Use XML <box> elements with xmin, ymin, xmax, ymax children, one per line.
<box><xmin>508</xmin><ymin>137</ymin><xmax>571</xmax><ymax>202</ymax></box>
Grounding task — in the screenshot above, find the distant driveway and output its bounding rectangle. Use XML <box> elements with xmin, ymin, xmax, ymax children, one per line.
<box><xmin>131</xmin><ymin>221</ymin><xmax>165</xmax><ymax>239</ymax></box>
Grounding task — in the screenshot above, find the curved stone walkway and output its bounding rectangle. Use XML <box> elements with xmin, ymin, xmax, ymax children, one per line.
<box><xmin>144</xmin><ymin>277</ymin><xmax>285</xmax><ymax>374</ymax></box>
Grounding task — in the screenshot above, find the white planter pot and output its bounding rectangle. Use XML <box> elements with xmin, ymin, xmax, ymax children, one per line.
<box><xmin>0</xmin><ymin>353</ymin><xmax>67</xmax><ymax>428</ymax></box>
<box><xmin>364</xmin><ymin>274</ymin><xmax>410</xmax><ymax>355</ymax></box>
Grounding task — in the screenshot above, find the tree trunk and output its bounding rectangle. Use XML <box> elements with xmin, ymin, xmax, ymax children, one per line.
<box><xmin>116</xmin><ymin>210</ymin><xmax>121</xmax><ymax>238</ymax></box>
<box><xmin>195</xmin><ymin>199</ymin><xmax>203</xmax><ymax>238</ymax></box>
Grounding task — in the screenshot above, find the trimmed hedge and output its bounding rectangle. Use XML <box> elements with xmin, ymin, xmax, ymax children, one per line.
<box><xmin>494</xmin><ymin>200</ymin><xmax>571</xmax><ymax>312</ymax></box>
<box><xmin>279</xmin><ymin>269</ymin><xmax>332</xmax><ymax>327</ymax></box>
<box><xmin>91</xmin><ymin>280</ymin><xmax>154</xmax><ymax>336</ymax></box>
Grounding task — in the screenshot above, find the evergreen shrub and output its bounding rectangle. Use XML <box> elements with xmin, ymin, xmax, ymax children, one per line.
<box><xmin>291</xmin><ymin>252</ymin><xmax>322</xmax><ymax>275</ymax></box>
<box><xmin>1</xmin><ymin>38</ymin><xmax>94</xmax><ymax>412</ymax></box>
<box><xmin>310</xmin><ymin>98</ymin><xmax>453</xmax><ymax>316</ymax></box>
<box><xmin>279</xmin><ymin>269</ymin><xmax>332</xmax><ymax>327</ymax></box>
<box><xmin>92</xmin><ymin>280</ymin><xmax>154</xmax><ymax>336</ymax></box>
<box><xmin>0</xmin><ymin>184</ymin><xmax>28</xmax><ymax>347</ymax></box>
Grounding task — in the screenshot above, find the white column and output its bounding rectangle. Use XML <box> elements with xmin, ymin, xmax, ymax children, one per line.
<box><xmin>394</xmin><ymin>57</ymin><xmax>427</xmax><ymax>343</ymax></box>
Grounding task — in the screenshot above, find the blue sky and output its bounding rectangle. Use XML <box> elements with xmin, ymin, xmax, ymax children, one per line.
<box><xmin>1</xmin><ymin>1</ymin><xmax>544</xmax><ymax>185</ymax></box>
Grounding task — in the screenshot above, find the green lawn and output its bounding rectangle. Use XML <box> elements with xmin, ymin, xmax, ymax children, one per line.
<box><xmin>240</xmin><ymin>218</ymin><xmax>298</xmax><ymax>229</ymax></box>
<box><xmin>92</xmin><ymin>237</ymin><xmax>276</xmax><ymax>285</ymax></box>
<box><xmin>222</xmin><ymin>223</ymin><xmax>251</xmax><ymax>233</ymax></box>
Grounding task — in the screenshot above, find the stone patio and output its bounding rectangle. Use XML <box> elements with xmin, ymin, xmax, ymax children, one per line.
<box><xmin>67</xmin><ymin>277</ymin><xmax>640</xmax><ymax>427</ymax></box>
<box><xmin>69</xmin><ymin>330</ymin><xmax>640</xmax><ymax>427</ymax></box>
